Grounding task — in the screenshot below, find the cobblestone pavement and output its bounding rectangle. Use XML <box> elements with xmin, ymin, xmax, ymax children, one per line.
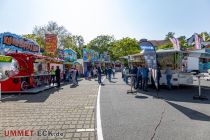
<box><xmin>0</xmin><ymin>78</ymin><xmax>99</xmax><ymax>140</ymax></box>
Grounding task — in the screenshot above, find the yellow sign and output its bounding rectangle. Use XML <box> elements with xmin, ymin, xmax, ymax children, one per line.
<box><xmin>0</xmin><ymin>55</ymin><xmax>12</xmax><ymax>62</ymax></box>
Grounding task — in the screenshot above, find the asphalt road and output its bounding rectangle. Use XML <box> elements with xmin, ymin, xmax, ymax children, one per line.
<box><xmin>100</xmin><ymin>73</ymin><xmax>210</xmax><ymax>140</ymax></box>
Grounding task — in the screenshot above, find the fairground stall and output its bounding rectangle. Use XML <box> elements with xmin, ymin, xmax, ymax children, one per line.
<box><xmin>82</xmin><ymin>48</ymin><xmax>100</xmax><ymax>77</ymax></box>
<box><xmin>0</xmin><ymin>32</ymin><xmax>53</xmax><ymax>93</ymax></box>
<box><xmin>63</xmin><ymin>48</ymin><xmax>77</xmax><ymax>70</ymax></box>
<box><xmin>128</xmin><ymin>49</ymin><xmax>194</xmax><ymax>86</ymax></box>
<box><xmin>187</xmin><ymin>48</ymin><xmax>210</xmax><ymax>73</ymax></box>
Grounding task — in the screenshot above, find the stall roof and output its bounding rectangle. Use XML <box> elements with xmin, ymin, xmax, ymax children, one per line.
<box><xmin>119</xmin><ymin>56</ymin><xmax>129</xmax><ymax>59</ymax></box>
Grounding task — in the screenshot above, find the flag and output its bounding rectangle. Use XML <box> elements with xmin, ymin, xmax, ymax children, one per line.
<box><xmin>202</xmin><ymin>33</ymin><xmax>206</xmax><ymax>41</ymax></box>
<box><xmin>169</xmin><ymin>38</ymin><xmax>180</xmax><ymax>50</ymax></box>
<box><xmin>195</xmin><ymin>33</ymin><xmax>201</xmax><ymax>49</ymax></box>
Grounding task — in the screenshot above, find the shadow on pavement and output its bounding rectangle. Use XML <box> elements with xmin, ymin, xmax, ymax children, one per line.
<box><xmin>138</xmin><ymin>86</ymin><xmax>210</xmax><ymax>104</ymax></box>
<box><xmin>166</xmin><ymin>101</ymin><xmax>210</xmax><ymax>122</ymax></box>
<box><xmin>135</xmin><ymin>95</ymin><xmax>148</xmax><ymax>99</ymax></box>
<box><xmin>1</xmin><ymin>87</ymin><xmax>62</xmax><ymax>103</ymax></box>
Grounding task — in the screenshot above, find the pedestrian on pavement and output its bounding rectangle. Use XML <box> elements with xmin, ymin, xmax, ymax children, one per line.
<box><xmin>107</xmin><ymin>66</ymin><xmax>113</xmax><ymax>82</ymax></box>
<box><xmin>157</xmin><ymin>65</ymin><xmax>162</xmax><ymax>91</ymax></box>
<box><xmin>70</xmin><ymin>67</ymin><xmax>77</xmax><ymax>86</ymax></box>
<box><xmin>55</xmin><ymin>66</ymin><xmax>61</xmax><ymax>88</ymax></box>
<box><xmin>112</xmin><ymin>66</ymin><xmax>116</xmax><ymax>78</ymax></box>
<box><xmin>137</xmin><ymin>65</ymin><xmax>143</xmax><ymax>89</ymax></box>
<box><xmin>97</xmin><ymin>65</ymin><xmax>102</xmax><ymax>84</ymax></box>
<box><xmin>122</xmin><ymin>66</ymin><xmax>124</xmax><ymax>79</ymax></box>
<box><xmin>49</xmin><ymin>66</ymin><xmax>55</xmax><ymax>86</ymax></box>
<box><xmin>75</xmin><ymin>68</ymin><xmax>79</xmax><ymax>85</ymax></box>
<box><xmin>131</xmin><ymin>66</ymin><xmax>138</xmax><ymax>89</ymax></box>
<box><xmin>105</xmin><ymin>67</ymin><xmax>108</xmax><ymax>79</ymax></box>
<box><xmin>142</xmin><ymin>65</ymin><xmax>149</xmax><ymax>91</ymax></box>
<box><xmin>165</xmin><ymin>64</ymin><xmax>172</xmax><ymax>90</ymax></box>
<box><xmin>124</xmin><ymin>67</ymin><xmax>129</xmax><ymax>84</ymax></box>
<box><xmin>93</xmin><ymin>67</ymin><xmax>97</xmax><ymax>79</ymax></box>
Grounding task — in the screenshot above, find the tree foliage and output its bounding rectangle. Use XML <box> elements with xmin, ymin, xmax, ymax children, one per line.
<box><xmin>165</xmin><ymin>32</ymin><xmax>175</xmax><ymax>40</ymax></box>
<box><xmin>87</xmin><ymin>35</ymin><xmax>115</xmax><ymax>54</ymax></box>
<box><xmin>111</xmin><ymin>37</ymin><xmax>140</xmax><ymax>61</ymax></box>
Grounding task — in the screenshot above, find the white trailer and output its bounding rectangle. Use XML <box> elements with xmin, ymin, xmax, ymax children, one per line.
<box><xmin>128</xmin><ymin>49</ymin><xmax>194</xmax><ymax>86</ymax></box>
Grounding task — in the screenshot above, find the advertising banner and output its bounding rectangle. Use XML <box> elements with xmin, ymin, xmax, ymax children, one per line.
<box><xmin>83</xmin><ymin>48</ymin><xmax>99</xmax><ymax>62</ymax></box>
<box><xmin>45</xmin><ymin>34</ymin><xmax>57</xmax><ymax>56</ymax></box>
<box><xmin>83</xmin><ymin>48</ymin><xmax>89</xmax><ymax>61</ymax></box>
<box><xmin>139</xmin><ymin>39</ymin><xmax>158</xmax><ymax>89</ymax></box>
<box><xmin>64</xmin><ymin>49</ymin><xmax>77</xmax><ymax>62</ymax></box>
<box><xmin>0</xmin><ymin>32</ymin><xmax>39</xmax><ymax>55</ymax></box>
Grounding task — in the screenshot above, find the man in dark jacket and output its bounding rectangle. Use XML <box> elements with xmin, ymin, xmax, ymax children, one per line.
<box><xmin>55</xmin><ymin>66</ymin><xmax>61</xmax><ymax>88</ymax></box>
<box><xmin>97</xmin><ymin>65</ymin><xmax>102</xmax><ymax>84</ymax></box>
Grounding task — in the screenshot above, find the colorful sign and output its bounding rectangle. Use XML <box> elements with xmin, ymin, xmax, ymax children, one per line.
<box><xmin>64</xmin><ymin>49</ymin><xmax>77</xmax><ymax>62</ymax></box>
<box><xmin>139</xmin><ymin>39</ymin><xmax>158</xmax><ymax>89</ymax></box>
<box><xmin>83</xmin><ymin>48</ymin><xmax>99</xmax><ymax>61</ymax></box>
<box><xmin>45</xmin><ymin>34</ymin><xmax>57</xmax><ymax>56</ymax></box>
<box><xmin>0</xmin><ymin>55</ymin><xmax>12</xmax><ymax>62</ymax></box>
<box><xmin>0</xmin><ymin>32</ymin><xmax>39</xmax><ymax>55</ymax></box>
<box><xmin>58</xmin><ymin>49</ymin><xmax>64</xmax><ymax>60</ymax></box>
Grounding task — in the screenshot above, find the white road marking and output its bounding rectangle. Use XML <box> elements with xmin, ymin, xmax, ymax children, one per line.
<box><xmin>76</xmin><ymin>129</ymin><xmax>95</xmax><ymax>132</ymax></box>
<box><xmin>97</xmin><ymin>77</ymin><xmax>105</xmax><ymax>140</ymax></box>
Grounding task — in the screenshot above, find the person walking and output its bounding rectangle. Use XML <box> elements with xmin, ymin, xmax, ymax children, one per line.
<box><xmin>165</xmin><ymin>64</ymin><xmax>172</xmax><ymax>90</ymax></box>
<box><xmin>112</xmin><ymin>66</ymin><xmax>116</xmax><ymax>78</ymax></box>
<box><xmin>97</xmin><ymin>65</ymin><xmax>102</xmax><ymax>84</ymax></box>
<box><xmin>124</xmin><ymin>67</ymin><xmax>129</xmax><ymax>84</ymax></box>
<box><xmin>70</xmin><ymin>67</ymin><xmax>77</xmax><ymax>86</ymax></box>
<box><xmin>131</xmin><ymin>66</ymin><xmax>138</xmax><ymax>89</ymax></box>
<box><xmin>105</xmin><ymin>67</ymin><xmax>108</xmax><ymax>79</ymax></box>
<box><xmin>75</xmin><ymin>68</ymin><xmax>79</xmax><ymax>85</ymax></box>
<box><xmin>157</xmin><ymin>65</ymin><xmax>162</xmax><ymax>91</ymax></box>
<box><xmin>55</xmin><ymin>66</ymin><xmax>61</xmax><ymax>88</ymax></box>
<box><xmin>107</xmin><ymin>66</ymin><xmax>113</xmax><ymax>82</ymax></box>
<box><xmin>137</xmin><ymin>65</ymin><xmax>143</xmax><ymax>89</ymax></box>
<box><xmin>142</xmin><ymin>65</ymin><xmax>149</xmax><ymax>91</ymax></box>
<box><xmin>50</xmin><ymin>66</ymin><xmax>55</xmax><ymax>86</ymax></box>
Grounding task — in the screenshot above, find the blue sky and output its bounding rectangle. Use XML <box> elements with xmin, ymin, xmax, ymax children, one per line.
<box><xmin>0</xmin><ymin>0</ymin><xmax>210</xmax><ymax>43</ymax></box>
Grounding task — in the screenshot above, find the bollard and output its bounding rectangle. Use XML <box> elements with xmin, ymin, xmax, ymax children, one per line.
<box><xmin>193</xmin><ymin>75</ymin><xmax>208</xmax><ymax>100</ymax></box>
<box><xmin>198</xmin><ymin>76</ymin><xmax>201</xmax><ymax>97</ymax></box>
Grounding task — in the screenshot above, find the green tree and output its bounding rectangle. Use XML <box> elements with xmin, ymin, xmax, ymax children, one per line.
<box><xmin>199</xmin><ymin>32</ymin><xmax>210</xmax><ymax>41</ymax></box>
<box><xmin>33</xmin><ymin>21</ymin><xmax>70</xmax><ymax>48</ymax></box>
<box><xmin>73</xmin><ymin>35</ymin><xmax>85</xmax><ymax>48</ymax></box>
<box><xmin>87</xmin><ymin>35</ymin><xmax>115</xmax><ymax>54</ymax></box>
<box><xmin>159</xmin><ymin>43</ymin><xmax>173</xmax><ymax>49</ymax></box>
<box><xmin>165</xmin><ymin>32</ymin><xmax>175</xmax><ymax>40</ymax></box>
<box><xmin>111</xmin><ymin>37</ymin><xmax>140</xmax><ymax>61</ymax></box>
<box><xmin>62</xmin><ymin>35</ymin><xmax>84</xmax><ymax>59</ymax></box>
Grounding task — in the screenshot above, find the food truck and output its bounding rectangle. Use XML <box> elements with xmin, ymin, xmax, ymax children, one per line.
<box><xmin>128</xmin><ymin>49</ymin><xmax>194</xmax><ymax>86</ymax></box>
<box><xmin>187</xmin><ymin>48</ymin><xmax>210</xmax><ymax>73</ymax></box>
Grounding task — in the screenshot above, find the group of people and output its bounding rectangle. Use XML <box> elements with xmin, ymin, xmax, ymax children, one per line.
<box><xmin>49</xmin><ymin>66</ymin><xmax>79</xmax><ymax>88</ymax></box>
<box><xmin>104</xmin><ymin>66</ymin><xmax>115</xmax><ymax>82</ymax></box>
<box><xmin>122</xmin><ymin>64</ymin><xmax>173</xmax><ymax>91</ymax></box>
<box><xmin>85</xmin><ymin>65</ymin><xmax>116</xmax><ymax>83</ymax></box>
<box><xmin>49</xmin><ymin>66</ymin><xmax>61</xmax><ymax>88</ymax></box>
<box><xmin>122</xmin><ymin>65</ymin><xmax>150</xmax><ymax>91</ymax></box>
<box><xmin>64</xmin><ymin>67</ymin><xmax>79</xmax><ymax>86</ymax></box>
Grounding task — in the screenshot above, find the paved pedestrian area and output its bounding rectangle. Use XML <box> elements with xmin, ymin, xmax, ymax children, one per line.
<box><xmin>0</xmin><ymin>79</ymin><xmax>99</xmax><ymax>140</ymax></box>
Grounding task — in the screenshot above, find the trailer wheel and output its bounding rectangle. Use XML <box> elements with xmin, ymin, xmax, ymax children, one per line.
<box><xmin>21</xmin><ymin>81</ymin><xmax>28</xmax><ymax>91</ymax></box>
